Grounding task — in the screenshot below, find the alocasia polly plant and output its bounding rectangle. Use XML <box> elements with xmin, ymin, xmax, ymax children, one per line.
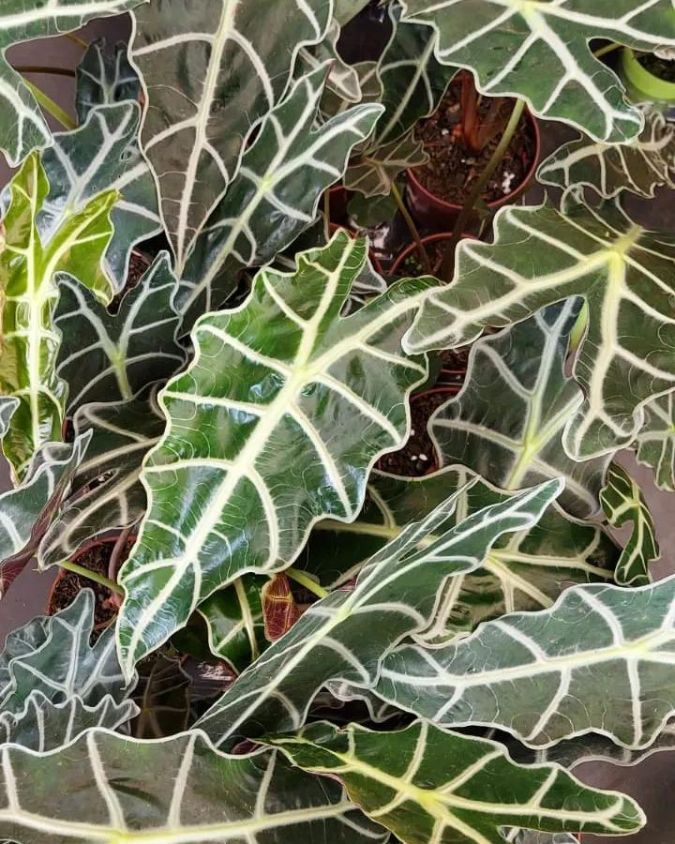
<box><xmin>1</xmin><ymin>1</ymin><xmax>675</xmax><ymax>842</ymax></box>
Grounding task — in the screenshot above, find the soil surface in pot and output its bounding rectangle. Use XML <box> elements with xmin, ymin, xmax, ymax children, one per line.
<box><xmin>49</xmin><ymin>540</ymin><xmax>134</xmax><ymax>636</ymax></box>
<box><xmin>638</xmin><ymin>52</ymin><xmax>675</xmax><ymax>82</ymax></box>
<box><xmin>414</xmin><ymin>84</ymin><xmax>536</xmax><ymax>205</ymax></box>
<box><xmin>377</xmin><ymin>349</ymin><xmax>468</xmax><ymax>477</ymax></box>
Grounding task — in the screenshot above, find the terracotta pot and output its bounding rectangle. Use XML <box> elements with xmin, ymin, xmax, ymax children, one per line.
<box><xmin>389</xmin><ymin>232</ymin><xmax>473</xmax><ymax>278</ymax></box>
<box><xmin>328</xmin><ymin>222</ymin><xmax>384</xmax><ymax>275</ymax></box>
<box><xmin>46</xmin><ymin>568</ymin><xmax>71</xmax><ymax>616</ymax></box>
<box><xmin>46</xmin><ymin>534</ymin><xmax>130</xmax><ymax>617</ymax></box>
<box><xmin>405</xmin><ymin>109</ymin><xmax>542</xmax><ymax>232</ymax></box>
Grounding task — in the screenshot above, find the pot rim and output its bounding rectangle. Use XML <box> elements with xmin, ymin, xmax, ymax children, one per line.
<box><xmin>389</xmin><ymin>231</ymin><xmax>475</xmax><ymax>277</ymax></box>
<box><xmin>406</xmin><ymin>106</ymin><xmax>542</xmax><ymax>214</ymax></box>
<box><xmin>621</xmin><ymin>46</ymin><xmax>675</xmax><ymax>100</ymax></box>
<box><xmin>45</xmin><ymin>532</ymin><xmax>136</xmax><ymax>615</ymax></box>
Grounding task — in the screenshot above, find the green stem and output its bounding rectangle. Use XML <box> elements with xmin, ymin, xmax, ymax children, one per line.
<box><xmin>391</xmin><ymin>181</ymin><xmax>432</xmax><ymax>275</ymax></box>
<box><xmin>441</xmin><ymin>98</ymin><xmax>526</xmax><ymax>283</ymax></box>
<box><xmin>14</xmin><ymin>66</ymin><xmax>76</xmax><ymax>78</ymax></box>
<box><xmin>58</xmin><ymin>559</ymin><xmax>124</xmax><ymax>595</ymax></box>
<box><xmin>65</xmin><ymin>32</ymin><xmax>89</xmax><ymax>50</ymax></box>
<box><xmin>286</xmin><ymin>567</ymin><xmax>328</xmax><ymax>599</ymax></box>
<box><xmin>23</xmin><ymin>78</ymin><xmax>76</xmax><ymax>130</ymax></box>
<box><xmin>593</xmin><ymin>43</ymin><xmax>622</xmax><ymax>59</ymax></box>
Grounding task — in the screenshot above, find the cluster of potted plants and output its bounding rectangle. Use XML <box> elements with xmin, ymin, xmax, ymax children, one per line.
<box><xmin>0</xmin><ymin>1</ymin><xmax>674</xmax><ymax>842</ymax></box>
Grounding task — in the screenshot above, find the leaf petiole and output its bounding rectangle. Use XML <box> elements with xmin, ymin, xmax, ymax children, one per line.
<box><xmin>22</xmin><ymin>78</ymin><xmax>76</xmax><ymax>130</ymax></box>
<box><xmin>441</xmin><ymin>97</ymin><xmax>526</xmax><ymax>282</ymax></box>
<box><xmin>285</xmin><ymin>567</ymin><xmax>329</xmax><ymax>599</ymax></box>
<box><xmin>391</xmin><ymin>180</ymin><xmax>432</xmax><ymax>275</ymax></box>
<box><xmin>57</xmin><ymin>559</ymin><xmax>124</xmax><ymax>596</ymax></box>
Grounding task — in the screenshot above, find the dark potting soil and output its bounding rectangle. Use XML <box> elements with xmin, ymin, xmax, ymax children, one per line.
<box><xmin>438</xmin><ymin>347</ymin><xmax>470</xmax><ymax>390</ymax></box>
<box><xmin>377</xmin><ymin>389</ymin><xmax>455</xmax><ymax>477</ymax></box>
<box><xmin>638</xmin><ymin>52</ymin><xmax>675</xmax><ymax>82</ymax></box>
<box><xmin>413</xmin><ymin>86</ymin><xmax>536</xmax><ymax>205</ymax></box>
<box><xmin>49</xmin><ymin>540</ymin><xmax>134</xmax><ymax>636</ymax></box>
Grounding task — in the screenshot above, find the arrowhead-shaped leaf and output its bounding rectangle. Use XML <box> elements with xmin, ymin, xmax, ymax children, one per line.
<box><xmin>55</xmin><ymin>254</ymin><xmax>184</xmax><ymax>415</ymax></box>
<box><xmin>634</xmin><ymin>393</ymin><xmax>675</xmax><ymax>491</ymax></box>
<box><xmin>298</xmin><ymin>19</ymin><xmax>362</xmax><ymax>103</ymax></box>
<box><xmin>0</xmin><ymin>427</ymin><xmax>90</xmax><ymax>596</ymax></box>
<box><xmin>177</xmin><ymin>67</ymin><xmax>383</xmax><ymax>324</ymax></box>
<box><xmin>132</xmin><ymin>0</ymin><xmax>331</xmax><ymax>269</ymax></box>
<box><xmin>0</xmin><ymin>590</ymin><xmax>132</xmax><ymax>714</ymax></box>
<box><xmin>600</xmin><ymin>463</ymin><xmax>659</xmax><ymax>586</ymax></box>
<box><xmin>399</xmin><ymin>0</ymin><xmax>675</xmax><ymax>142</ymax></box>
<box><xmin>38</xmin><ymin>398</ymin><xmax>164</xmax><ymax>569</ymax></box>
<box><xmin>269</xmin><ymin>721</ymin><xmax>644</xmax><ymax>843</ymax></box>
<box><xmin>538</xmin><ymin>106</ymin><xmax>675</xmax><ymax>199</ymax></box>
<box><xmin>375</xmin><ymin>576</ymin><xmax>675</xmax><ymax>749</ymax></box>
<box><xmin>75</xmin><ymin>39</ymin><xmax>140</xmax><ymax>123</ymax></box>
<box><xmin>407</xmin><ymin>199</ymin><xmax>675</xmax><ymax>460</ymax></box>
<box><xmin>40</xmin><ymin>102</ymin><xmax>162</xmax><ymax>291</ymax></box>
<box><xmin>305</xmin><ymin>465</ymin><xmax>617</xmax><ymax>642</ymax></box>
<box><xmin>0</xmin><ymin>730</ymin><xmax>386</xmax><ymax>844</ymax></box>
<box><xmin>0</xmin><ymin>0</ymin><xmax>144</xmax><ymax>166</ymax></box>
<box><xmin>117</xmin><ymin>233</ymin><xmax>432</xmax><ymax>676</ymax></box>
<box><xmin>0</xmin><ymin>154</ymin><xmax>116</xmax><ymax>476</ymax></box>
<box><xmin>346</xmin><ymin>132</ymin><xmax>428</xmax><ymax>197</ymax></box>
<box><xmin>344</xmin><ymin>6</ymin><xmax>456</xmax><ymax>197</ymax></box>
<box><xmin>195</xmin><ymin>480</ymin><xmax>561</xmax><ymax>749</ymax></box>
<box><xmin>429</xmin><ymin>301</ymin><xmax>610</xmax><ymax>517</ymax></box>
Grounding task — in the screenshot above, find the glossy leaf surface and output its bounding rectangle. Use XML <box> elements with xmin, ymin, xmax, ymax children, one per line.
<box><xmin>271</xmin><ymin>721</ymin><xmax>644</xmax><ymax>843</ymax></box>
<box><xmin>199</xmin><ymin>576</ymin><xmax>268</xmax><ymax>673</ymax></box>
<box><xmin>0</xmin><ymin>590</ymin><xmax>131</xmax><ymax>714</ymax></box>
<box><xmin>399</xmin><ymin>0</ymin><xmax>675</xmax><ymax>142</ymax></box>
<box><xmin>0</xmin><ymin>427</ymin><xmax>90</xmax><ymax>595</ymax></box>
<box><xmin>0</xmin><ymin>0</ymin><xmax>143</xmax><ymax>166</ymax></box>
<box><xmin>600</xmin><ymin>463</ymin><xmax>659</xmax><ymax>586</ymax></box>
<box><xmin>0</xmin><ymin>154</ymin><xmax>115</xmax><ymax>476</ymax></box>
<box><xmin>38</xmin><ymin>399</ymin><xmax>164</xmax><ymax>569</ymax></box>
<box><xmin>307</xmin><ymin>465</ymin><xmax>617</xmax><ymax>642</ymax></box>
<box><xmin>195</xmin><ymin>481</ymin><xmax>561</xmax><ymax>748</ymax></box>
<box><xmin>117</xmin><ymin>233</ymin><xmax>431</xmax><ymax>677</ymax></box>
<box><xmin>132</xmin><ymin>0</ymin><xmax>331</xmax><ymax>269</ymax></box>
<box><xmin>177</xmin><ymin>67</ymin><xmax>382</xmax><ymax>324</ymax></box>
<box><xmin>538</xmin><ymin>106</ymin><xmax>675</xmax><ymax>199</ymax></box>
<box><xmin>429</xmin><ymin>301</ymin><xmax>609</xmax><ymax>517</ymax></box>
<box><xmin>376</xmin><ymin>577</ymin><xmax>675</xmax><ymax>749</ymax></box>
<box><xmin>0</xmin><ymin>731</ymin><xmax>386</xmax><ymax>844</ymax></box>
<box><xmin>40</xmin><ymin>102</ymin><xmax>161</xmax><ymax>290</ymax></box>
<box><xmin>55</xmin><ymin>254</ymin><xmax>184</xmax><ymax>415</ymax></box>
<box><xmin>408</xmin><ymin>201</ymin><xmax>675</xmax><ymax>460</ymax></box>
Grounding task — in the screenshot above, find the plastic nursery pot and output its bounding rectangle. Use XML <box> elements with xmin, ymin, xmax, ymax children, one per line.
<box><xmin>405</xmin><ymin>110</ymin><xmax>542</xmax><ymax>232</ymax></box>
<box><xmin>620</xmin><ymin>47</ymin><xmax>675</xmax><ymax>105</ymax></box>
<box><xmin>328</xmin><ymin>222</ymin><xmax>384</xmax><ymax>275</ymax></box>
<box><xmin>389</xmin><ymin>232</ymin><xmax>474</xmax><ymax>278</ymax></box>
